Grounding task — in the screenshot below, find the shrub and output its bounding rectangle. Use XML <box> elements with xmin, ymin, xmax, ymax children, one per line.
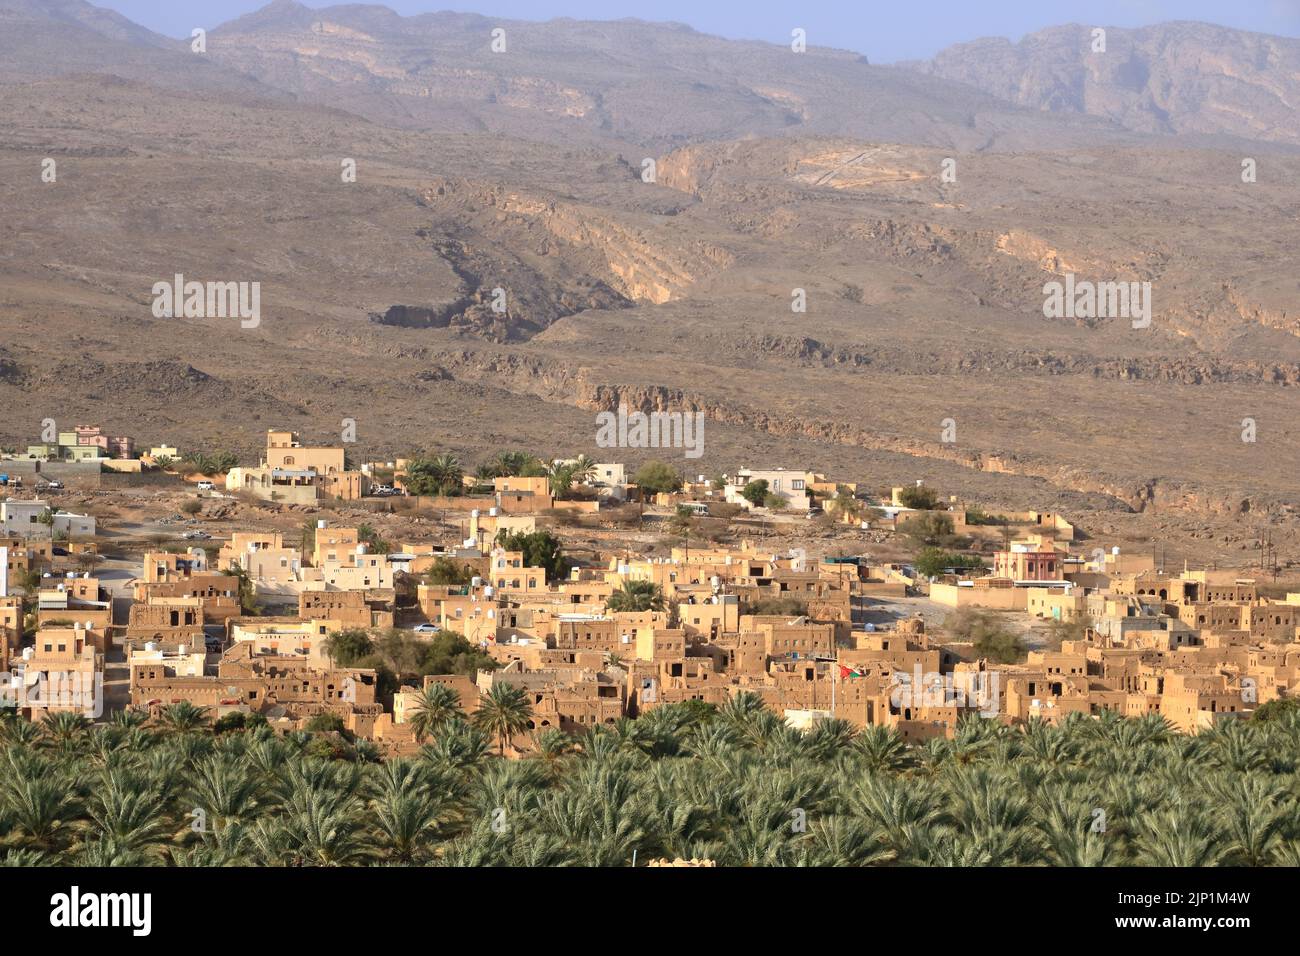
<box><xmin>898</xmin><ymin>485</ymin><xmax>940</xmax><ymax>510</ymax></box>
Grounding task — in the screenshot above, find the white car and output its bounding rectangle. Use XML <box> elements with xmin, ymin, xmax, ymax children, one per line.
<box><xmin>412</xmin><ymin>623</ymin><xmax>441</xmax><ymax>634</ymax></box>
<box><xmin>196</xmin><ymin>481</ymin><xmax>215</xmax><ymax>491</ymax></box>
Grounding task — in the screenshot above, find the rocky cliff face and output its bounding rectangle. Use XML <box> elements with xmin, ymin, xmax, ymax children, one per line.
<box><xmin>419</xmin><ymin>178</ymin><xmax>732</xmax><ymax>309</ymax></box>
<box><xmin>913</xmin><ymin>21</ymin><xmax>1300</xmax><ymax>146</ymax></box>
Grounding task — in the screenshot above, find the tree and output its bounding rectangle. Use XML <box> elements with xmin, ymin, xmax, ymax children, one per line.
<box><xmin>474</xmin><ymin>682</ymin><xmax>534</xmax><ymax>755</ymax></box>
<box><xmin>221</xmin><ymin>565</ymin><xmax>259</xmax><ymax>614</ymax></box>
<box><xmin>405</xmin><ymin>454</ymin><xmax>464</xmax><ymax>497</ymax></box>
<box><xmin>17</xmin><ymin>567</ymin><xmax>44</xmax><ymax>596</ymax></box>
<box><xmin>214</xmin><ymin>712</ymin><xmax>247</xmax><ymax>734</ymax></box>
<box><xmin>1252</xmin><ymin>698</ymin><xmax>1300</xmax><ymax>722</ymax></box>
<box><xmin>964</xmin><ymin>506</ymin><xmax>1008</xmax><ymax>526</ymax></box>
<box><xmin>632</xmin><ymin>461</ymin><xmax>683</xmax><ymax>496</ymax></box>
<box><xmin>900</xmin><ymin>512</ymin><xmax>966</xmax><ymax>548</ymax></box>
<box><xmin>358</xmin><ymin>630</ymin><xmax>496</xmax><ymax>690</ymax></box>
<box><xmin>158</xmin><ymin>701</ymin><xmax>211</xmax><ymax>733</ymax></box>
<box><xmin>740</xmin><ymin>480</ymin><xmax>769</xmax><ymax>507</ymax></box>
<box><xmin>426</xmin><ymin>557</ymin><xmax>475</xmax><ymax>587</ymax></box>
<box><xmin>546</xmin><ymin>462</ymin><xmax>576</xmax><ymax>499</ymax></box>
<box><xmin>357</xmin><ymin>523</ymin><xmax>390</xmax><ymax>554</ymax></box>
<box><xmin>325</xmin><ymin>628</ymin><xmax>374</xmax><ymax>666</ymax></box>
<box><xmin>898</xmin><ymin>485</ymin><xmax>940</xmax><ymax>510</ymax></box>
<box><xmin>494</xmin><ymin>530</ymin><xmax>566</xmax><ymax>580</ymax></box>
<box><xmin>607</xmin><ymin>579</ymin><xmax>666</xmax><ymax>613</ymax></box>
<box><xmin>670</xmin><ymin>505</ymin><xmax>697</xmax><ymax>538</ymax></box>
<box><xmin>569</xmin><ymin>455</ymin><xmax>597</xmax><ymax>485</ymax></box>
<box><xmin>2</xmin><ymin>774</ymin><xmax>81</xmax><ymax>853</ymax></box>
<box><xmin>914</xmin><ymin>548</ymin><xmax>984</xmax><ymax>579</ymax></box>
<box><xmin>306</xmin><ymin>713</ymin><xmax>346</xmax><ymax>734</ymax></box>
<box><xmin>828</xmin><ymin>488</ymin><xmax>864</xmax><ymax>522</ymax></box>
<box><xmin>418</xmin><ymin>631</ymin><xmax>496</xmax><ymax>677</ymax></box>
<box><xmin>369</xmin><ymin>761</ymin><xmax>449</xmax><ymax>864</ymax></box>
<box><xmin>182</xmin><ymin>450</ymin><xmax>239</xmax><ymax>477</ymax></box>
<box><xmin>945</xmin><ymin>609</ymin><xmax>1025</xmax><ymax>664</ymax></box>
<box><xmin>490</xmin><ymin>451</ymin><xmax>542</xmax><ymax>478</ymax></box>
<box><xmin>471</xmin><ymin>464</ymin><xmax>498</xmax><ymax>492</ymax></box>
<box><xmin>408</xmin><ymin>683</ymin><xmax>465</xmax><ymax>743</ymax></box>
<box><xmin>518</xmin><ymin>456</ymin><xmax>551</xmax><ymax>478</ymax></box>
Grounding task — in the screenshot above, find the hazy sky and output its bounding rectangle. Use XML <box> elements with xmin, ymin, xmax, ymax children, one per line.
<box><xmin>96</xmin><ymin>0</ymin><xmax>1300</xmax><ymax>61</ymax></box>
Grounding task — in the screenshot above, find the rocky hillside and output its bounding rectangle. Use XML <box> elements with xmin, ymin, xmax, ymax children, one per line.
<box><xmin>911</xmin><ymin>21</ymin><xmax>1300</xmax><ymax>146</ymax></box>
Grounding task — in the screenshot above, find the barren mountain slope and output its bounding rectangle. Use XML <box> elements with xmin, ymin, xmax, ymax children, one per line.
<box><xmin>913</xmin><ymin>21</ymin><xmax>1300</xmax><ymax>146</ymax></box>
<box><xmin>200</xmin><ymin>0</ymin><xmax>1143</xmax><ymax>152</ymax></box>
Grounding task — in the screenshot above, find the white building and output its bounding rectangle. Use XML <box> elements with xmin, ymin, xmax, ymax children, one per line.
<box><xmin>0</xmin><ymin>500</ymin><xmax>95</xmax><ymax>538</ymax></box>
<box><xmin>724</xmin><ymin>468</ymin><xmax>815</xmax><ymax>511</ymax></box>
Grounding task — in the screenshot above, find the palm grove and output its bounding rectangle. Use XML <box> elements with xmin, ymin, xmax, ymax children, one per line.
<box><xmin>3</xmin><ymin>699</ymin><xmax>1300</xmax><ymax>866</ymax></box>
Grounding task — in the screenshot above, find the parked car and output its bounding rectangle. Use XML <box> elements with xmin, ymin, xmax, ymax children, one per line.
<box><xmin>44</xmin><ymin>480</ymin><xmax>63</xmax><ymax>490</ymax></box>
<box><xmin>51</xmin><ymin>547</ymin><xmax>69</xmax><ymax>557</ymax></box>
<box><xmin>196</xmin><ymin>480</ymin><xmax>215</xmax><ymax>491</ymax></box>
<box><xmin>411</xmin><ymin>623</ymin><xmax>441</xmax><ymax>634</ymax></box>
<box><xmin>183</xmin><ymin>531</ymin><xmax>212</xmax><ymax>541</ymax></box>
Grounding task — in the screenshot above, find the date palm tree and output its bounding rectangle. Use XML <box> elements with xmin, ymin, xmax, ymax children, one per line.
<box><xmin>851</xmin><ymin>725</ymin><xmax>910</xmax><ymax>772</ymax></box>
<box><xmin>426</xmin><ymin>454</ymin><xmax>464</xmax><ymax>495</ymax></box>
<box><xmin>39</xmin><ymin>711</ymin><xmax>92</xmax><ymax>754</ymax></box>
<box><xmin>220</xmin><ymin>564</ymin><xmax>259</xmax><ymax>615</ymax></box>
<box><xmin>533</xmin><ymin>728</ymin><xmax>577</xmax><ymax>778</ymax></box>
<box><xmin>158</xmin><ymin>701</ymin><xmax>211</xmax><ymax>734</ymax></box>
<box><xmin>408</xmin><ymin>682</ymin><xmax>465</xmax><ymax>744</ymax></box>
<box><xmin>570</xmin><ymin>455</ymin><xmax>597</xmax><ymax>485</ymax></box>
<box><xmin>84</xmin><ymin>768</ymin><xmax>170</xmax><ymax>857</ymax></box>
<box><xmin>419</xmin><ymin>719</ymin><xmax>490</xmax><ymax>774</ymax></box>
<box><xmin>187</xmin><ymin>754</ymin><xmax>264</xmax><ymax>833</ymax></box>
<box><xmin>1207</xmin><ymin>773</ymin><xmax>1291</xmax><ymax>866</ymax></box>
<box><xmin>606</xmin><ymin>579</ymin><xmax>665</xmax><ymax>613</ymax></box>
<box><xmin>366</xmin><ymin>759</ymin><xmax>455</xmax><ymax>863</ymax></box>
<box><xmin>828</xmin><ymin>488</ymin><xmax>864</xmax><ymax>523</ymax></box>
<box><xmin>490</xmin><ymin>451</ymin><xmax>530</xmax><ymax>478</ymax></box>
<box><xmin>259</xmin><ymin>781</ymin><xmax>369</xmax><ymax>867</ymax></box>
<box><xmin>1134</xmin><ymin>805</ymin><xmax>1228</xmax><ymax>867</ymax></box>
<box><xmin>796</xmin><ymin>815</ymin><xmax>892</xmax><ymax>867</ymax></box>
<box><xmin>474</xmin><ymin>682</ymin><xmax>534</xmax><ymax>756</ymax></box>
<box><xmin>1</xmin><ymin>772</ymin><xmax>81</xmax><ymax>853</ymax></box>
<box><xmin>546</xmin><ymin>462</ymin><xmax>575</xmax><ymax>499</ymax></box>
